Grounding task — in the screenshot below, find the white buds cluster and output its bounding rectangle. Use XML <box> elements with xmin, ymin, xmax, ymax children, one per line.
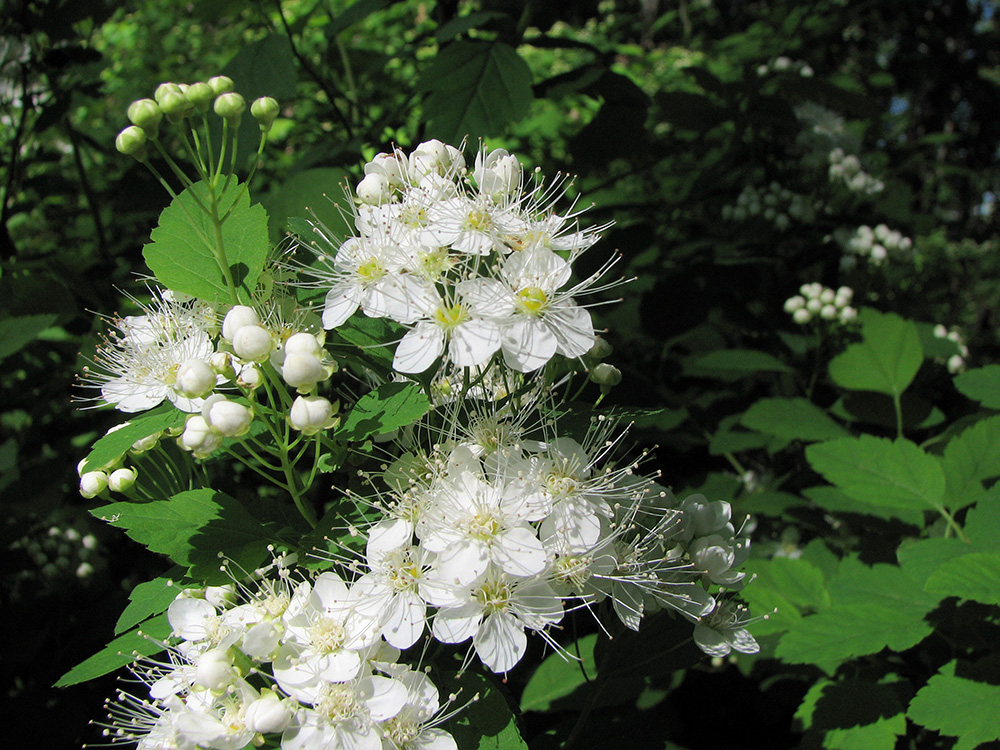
<box><xmin>829</xmin><ymin>148</ymin><xmax>884</xmax><ymax>194</ymax></box>
<box><xmin>272</xmin><ymin>332</ymin><xmax>336</xmax><ymax>393</ymax></box>
<box><xmin>933</xmin><ymin>324</ymin><xmax>969</xmax><ymax>373</ymax></box>
<box><xmin>288</xmin><ymin>395</ymin><xmax>338</xmax><ymax>435</ymax></box>
<box><xmin>179</xmin><ymin>395</ymin><xmax>254</xmax><ymax>457</ymax></box>
<box><xmin>723</xmin><ymin>182</ymin><xmax>819</xmax><ymax>229</ymax></box>
<box><xmin>756</xmin><ymin>56</ymin><xmax>814</xmax><ymax>77</ymax></box>
<box><xmin>784</xmin><ymin>283</ymin><xmax>857</xmax><ymax>325</ymax></box>
<box><xmin>842</xmin><ymin>223</ymin><xmax>913</xmax><ymax>266</ymax></box>
<box><xmin>356</xmin><ymin>139</ymin><xmax>466</xmax><ymax>204</ymax></box>
<box><xmin>173</xmin><ymin>358</ymin><xmax>217</xmax><ymax>399</ymax></box>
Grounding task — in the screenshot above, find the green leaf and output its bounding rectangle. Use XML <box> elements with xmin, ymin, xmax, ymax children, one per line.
<box><xmin>908</xmin><ymin>664</ymin><xmax>1000</xmax><ymax>750</ymax></box>
<box><xmin>441</xmin><ymin>671</ymin><xmax>529</xmax><ymax>749</ymax></box>
<box><xmin>143</xmin><ymin>181</ymin><xmax>270</xmax><ymax>305</ymax></box>
<box><xmin>329</xmin><ymin>314</ymin><xmax>400</xmax><ymax>373</ymax></box>
<box><xmin>268</xmin><ymin>167</ymin><xmax>352</xmax><ymax>241</ymax></box>
<box><xmin>685</xmin><ymin>348</ymin><xmax>794</xmax><ymax>380</ymax></box>
<box><xmin>941</xmin><ymin>415</ymin><xmax>1000</xmax><ymax>510</ymax></box>
<box><xmin>337</xmin><ymin>382</ymin><xmax>431</xmax><ymax>442</ymax></box>
<box><xmin>54</xmin><ymin>614</ymin><xmax>171</xmax><ymax>687</ymax></box>
<box><xmin>0</xmin><ymin>313</ymin><xmax>57</xmax><ymax>360</ymax></box>
<box><xmin>828</xmin><ymin>308</ymin><xmax>923</xmax><ymax>397</ymax></box>
<box><xmin>897</xmin><ymin>537</ymin><xmax>967</xmax><ymax>586</ymax></box>
<box><xmin>925</xmin><ymin>552</ymin><xmax>1000</xmax><ymax>605</ymax></box>
<box><xmin>954</xmin><ymin>364</ymin><xmax>1000</xmax><ymax>408</ymax></box>
<box><xmin>80</xmin><ymin>404</ymin><xmax>187</xmax><ymax>473</ymax></box>
<box><xmin>327</xmin><ymin>0</ymin><xmax>399</xmax><ymax>37</ymax></box>
<box><xmin>115</xmin><ymin>576</ymin><xmax>182</xmax><ymax>635</ymax></box>
<box><xmin>421</xmin><ymin>40</ymin><xmax>533</xmax><ymax>143</ymax></box>
<box><xmin>92</xmin><ymin>489</ymin><xmax>273</xmax><ymax>583</ymax></box>
<box><xmin>806</xmin><ymin>435</ymin><xmax>945</xmax><ymax>513</ymax></box>
<box><xmin>796</xmin><ymin>679</ymin><xmax>905</xmax><ymax>744</ymax></box>
<box><xmin>521</xmin><ymin>634</ymin><xmax>598</xmax><ymax>712</ymax></box>
<box><xmin>744</xmin><ymin>557</ymin><xmax>830</xmax><ymax>612</ymax></box>
<box><xmin>741</xmin><ymin>397</ymin><xmax>849</xmax><ymax>442</ymax></box>
<box><xmin>803</xmin><ymin>485</ymin><xmax>924</xmax><ymax>525</ymax></box>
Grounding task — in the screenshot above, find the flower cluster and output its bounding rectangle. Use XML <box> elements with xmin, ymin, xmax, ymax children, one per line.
<box><xmin>933</xmin><ymin>324</ymin><xmax>969</xmax><ymax>374</ymax></box>
<box><xmin>347</xmin><ymin>399</ymin><xmax>755</xmax><ymax>672</ymax></box>
<box><xmin>722</xmin><ymin>182</ymin><xmax>819</xmax><ymax>230</ymax></box>
<box><xmin>303</xmin><ymin>142</ymin><xmax>619</xmax><ymax>377</ymax></box>
<box><xmin>839</xmin><ymin>223</ymin><xmax>912</xmax><ymax>267</ymax></box>
<box><xmin>784</xmin><ymin>283</ymin><xmax>857</xmax><ymax>325</ymax></box>
<box><xmin>756</xmin><ymin>56</ymin><xmax>814</xmax><ymax>77</ymax></box>
<box><xmin>98</xmin><ymin>561</ymin><xmax>460</xmax><ymax>750</ymax></box>
<box><xmin>828</xmin><ymin>148</ymin><xmax>884</xmax><ymax>195</ymax></box>
<box><xmin>7</xmin><ymin>513</ymin><xmax>103</xmax><ymax>598</ymax></box>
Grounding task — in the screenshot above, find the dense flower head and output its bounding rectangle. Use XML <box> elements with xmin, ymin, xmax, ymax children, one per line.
<box><xmin>784</xmin><ymin>283</ymin><xmax>856</xmax><ymax>325</ymax></box>
<box><xmin>301</xmin><ymin>142</ymin><xmax>620</xmax><ymax>377</ymax></box>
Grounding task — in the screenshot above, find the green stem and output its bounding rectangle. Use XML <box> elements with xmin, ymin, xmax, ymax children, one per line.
<box><xmin>206</xmin><ymin>180</ymin><xmax>241</xmax><ymax>305</ymax></box>
<box><xmin>938</xmin><ymin>505</ymin><xmax>970</xmax><ymax>543</ymax></box>
<box><xmin>893</xmin><ymin>392</ymin><xmax>904</xmax><ymax>439</ymax></box>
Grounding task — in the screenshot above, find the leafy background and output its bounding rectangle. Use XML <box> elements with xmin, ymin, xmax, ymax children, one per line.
<box><xmin>3</xmin><ymin>0</ymin><xmax>1000</xmax><ymax>747</ymax></box>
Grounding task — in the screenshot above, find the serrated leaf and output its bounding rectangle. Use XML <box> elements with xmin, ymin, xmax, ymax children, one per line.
<box><xmin>806</xmin><ymin>435</ymin><xmax>945</xmax><ymax>512</ymax></box>
<box><xmin>908</xmin><ymin>665</ymin><xmax>1000</xmax><ymax>750</ymax></box>
<box><xmin>803</xmin><ymin>484</ymin><xmax>924</xmax><ymax>525</ymax></box>
<box><xmin>941</xmin><ymin>415</ymin><xmax>1000</xmax><ymax>510</ymax></box>
<box><xmin>521</xmin><ymin>634</ymin><xmax>598</xmax><ymax>712</ymax></box>
<box><xmin>828</xmin><ymin>308</ymin><xmax>923</xmax><ymax>397</ymax></box>
<box><xmin>337</xmin><ymin>382</ymin><xmax>431</xmax><ymax>442</ymax></box>
<box><xmin>54</xmin><ymin>614</ymin><xmax>171</xmax><ymax>687</ymax></box>
<box><xmin>953</xmin><ymin>364</ymin><xmax>1000</xmax><ymax>408</ymax></box>
<box><xmin>741</xmin><ymin>397</ymin><xmax>849</xmax><ymax>442</ymax></box>
<box><xmin>421</xmin><ymin>40</ymin><xmax>533</xmax><ymax>143</ymax></box>
<box><xmin>268</xmin><ymin>167</ymin><xmax>352</xmax><ymax>241</ymax></box>
<box><xmin>925</xmin><ymin>552</ymin><xmax>1000</xmax><ymax>605</ymax></box>
<box><xmin>329</xmin><ymin>314</ymin><xmax>400</xmax><ymax>373</ymax></box>
<box><xmin>0</xmin><ymin>313</ymin><xmax>57</xmax><ymax>360</ymax></box>
<box><xmin>744</xmin><ymin>557</ymin><xmax>830</xmax><ymax>612</ymax></box>
<box><xmin>796</xmin><ymin>679</ymin><xmax>904</xmax><ymax>735</ymax></box>
<box><xmin>115</xmin><ymin>576</ymin><xmax>181</xmax><ymax>634</ymax></box>
<box><xmin>897</xmin><ymin>537</ymin><xmax>967</xmax><ymax>586</ymax></box>
<box><xmin>143</xmin><ymin>181</ymin><xmax>269</xmax><ymax>306</ymax></box>
<box><xmin>91</xmin><ymin>489</ymin><xmax>273</xmax><ymax>583</ymax></box>
<box><xmin>685</xmin><ymin>348</ymin><xmax>793</xmax><ymax>380</ymax></box>
<box><xmin>80</xmin><ymin>405</ymin><xmax>187</xmax><ymax>473</ymax></box>
<box><xmin>964</xmin><ymin>489</ymin><xmax>1000</xmax><ymax>548</ymax></box>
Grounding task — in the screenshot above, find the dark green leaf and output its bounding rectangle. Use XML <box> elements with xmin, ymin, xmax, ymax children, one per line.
<box><xmin>521</xmin><ymin>634</ymin><xmax>598</xmax><ymax>712</ymax></box>
<box><xmin>0</xmin><ymin>313</ymin><xmax>57</xmax><ymax>360</ymax></box>
<box><xmin>685</xmin><ymin>348</ymin><xmax>794</xmax><ymax>380</ymax></box>
<box><xmin>80</xmin><ymin>405</ymin><xmax>187</xmax><ymax>473</ymax></box>
<box><xmin>440</xmin><ymin>671</ymin><xmax>529</xmax><ymax>749</ymax></box>
<box><xmin>268</xmin><ymin>167</ymin><xmax>352</xmax><ymax>241</ymax></box>
<box><xmin>925</xmin><ymin>552</ymin><xmax>1000</xmax><ymax>605</ymax></box>
<box><xmin>954</xmin><ymin>365</ymin><xmax>1000</xmax><ymax>408</ymax></box>
<box><xmin>337</xmin><ymin>382</ymin><xmax>431</xmax><ymax>442</ymax></box>
<box><xmin>741</xmin><ymin>397</ymin><xmax>849</xmax><ymax>442</ymax></box>
<box><xmin>942</xmin><ymin>415</ymin><xmax>1000</xmax><ymax>510</ymax></box>
<box><xmin>54</xmin><ymin>614</ymin><xmax>171</xmax><ymax>687</ymax></box>
<box><xmin>115</xmin><ymin>576</ymin><xmax>182</xmax><ymax>635</ymax></box>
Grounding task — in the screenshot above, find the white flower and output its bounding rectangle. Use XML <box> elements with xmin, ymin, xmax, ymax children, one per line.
<box><xmin>691</xmin><ymin>600</ymin><xmax>760</xmax><ymax>657</ymax></box>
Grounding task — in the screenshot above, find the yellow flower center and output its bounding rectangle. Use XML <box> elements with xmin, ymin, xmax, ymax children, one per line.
<box><xmin>474</xmin><ymin>579</ymin><xmax>513</xmax><ymax>613</ymax></box>
<box><xmin>433</xmin><ymin>303</ymin><xmax>469</xmax><ymax>331</ymax></box>
<box><xmin>517</xmin><ymin>287</ymin><xmax>548</xmax><ymax>315</ymax></box>
<box><xmin>357</xmin><ymin>257</ymin><xmax>385</xmax><ymax>282</ymax></box>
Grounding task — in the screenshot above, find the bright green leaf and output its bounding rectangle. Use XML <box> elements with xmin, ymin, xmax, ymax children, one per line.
<box><xmin>80</xmin><ymin>404</ymin><xmax>187</xmax><ymax>473</ymax></box>
<box><xmin>828</xmin><ymin>308</ymin><xmax>923</xmax><ymax>397</ymax></box>
<box><xmin>54</xmin><ymin>614</ymin><xmax>171</xmax><ymax>687</ymax></box>
<box><xmin>796</xmin><ymin>678</ymin><xmax>905</xmax><ymax>750</ymax></box>
<box><xmin>268</xmin><ymin>167</ymin><xmax>352</xmax><ymax>241</ymax></box>
<box><xmin>741</xmin><ymin>397</ymin><xmax>849</xmax><ymax>442</ymax></box>
<box><xmin>337</xmin><ymin>382</ymin><xmax>431</xmax><ymax>442</ymax></box>
<box><xmin>421</xmin><ymin>40</ymin><xmax>533</xmax><ymax>143</ymax></box>
<box><xmin>441</xmin><ymin>671</ymin><xmax>529</xmax><ymax>749</ymax></box>
<box><xmin>685</xmin><ymin>348</ymin><xmax>794</xmax><ymax>380</ymax></box>
<box><xmin>897</xmin><ymin>537</ymin><xmax>967</xmax><ymax>586</ymax></box>
<box><xmin>521</xmin><ymin>634</ymin><xmax>598</xmax><ymax>712</ymax></box>
<box><xmin>806</xmin><ymin>435</ymin><xmax>945</xmax><ymax>512</ymax></box>
<box><xmin>909</xmin><ymin>664</ymin><xmax>1000</xmax><ymax>750</ymax></box>
<box><xmin>803</xmin><ymin>484</ymin><xmax>924</xmax><ymax>525</ymax></box>
<box><xmin>953</xmin><ymin>364</ymin><xmax>1000</xmax><ymax>408</ymax></box>
<box><xmin>744</xmin><ymin>557</ymin><xmax>830</xmax><ymax>612</ymax></box>
<box><xmin>92</xmin><ymin>489</ymin><xmax>273</xmax><ymax>583</ymax></box>
<box><xmin>925</xmin><ymin>552</ymin><xmax>1000</xmax><ymax>605</ymax></box>
<box><xmin>143</xmin><ymin>181</ymin><xmax>270</xmax><ymax>306</ymax></box>
<box><xmin>115</xmin><ymin>576</ymin><xmax>182</xmax><ymax>635</ymax></box>
<box><xmin>941</xmin><ymin>415</ymin><xmax>1000</xmax><ymax>510</ymax></box>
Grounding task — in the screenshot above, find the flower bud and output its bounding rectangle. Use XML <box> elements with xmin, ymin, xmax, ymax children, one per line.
<box><xmin>207</xmin><ymin>75</ymin><xmax>235</xmax><ymax>95</ymax></box>
<box><xmin>179</xmin><ymin>416</ymin><xmax>222</xmax><ymax>457</ymax></box>
<box><xmin>79</xmin><ymin>471</ymin><xmax>109</xmax><ymax>499</ymax></box>
<box><xmin>202</xmin><ymin>394</ymin><xmax>252</xmax><ymax>438</ymax></box>
<box><xmin>356</xmin><ymin>172</ymin><xmax>390</xmax><ymax>204</ymax></box>
<box><xmin>209</xmin><ymin>351</ymin><xmax>237</xmax><ymax>381</ymax></box>
<box><xmin>174</xmin><ymin>358</ymin><xmax>216</xmax><ymax>399</ymax></box>
<box><xmin>127</xmin><ymin>98</ymin><xmax>163</xmax><ymax>137</ymax></box>
<box><xmin>588</xmin><ymin>337</ymin><xmax>613</xmax><ymax>359</ymax></box>
<box><xmin>108</xmin><ymin>467</ymin><xmax>138</xmax><ymax>493</ymax></box>
<box><xmin>154</xmin><ymin>82</ymin><xmax>183</xmax><ymax>104</ymax></box>
<box><xmin>284</xmin><ymin>332</ymin><xmax>321</xmax><ymax>356</ymax></box>
<box><xmin>115</xmin><ymin>126</ymin><xmax>147</xmax><ymax>161</ymax></box>
<box><xmin>237</xmin><ymin>364</ymin><xmax>263</xmax><ymax>391</ymax></box>
<box><xmin>250</xmin><ymin>96</ymin><xmax>280</xmax><ymax>132</ymax></box>
<box><xmin>282</xmin><ymin>351</ymin><xmax>327</xmax><ymax>392</ymax></box>
<box><xmin>194</xmin><ymin>649</ymin><xmax>235</xmax><ymax>692</ymax></box>
<box><xmin>185</xmin><ymin>81</ymin><xmax>215</xmax><ymax>112</ymax></box>
<box><xmin>214</xmin><ymin>92</ymin><xmax>246</xmax><ymax>124</ymax></box>
<box><xmin>159</xmin><ymin>90</ymin><xmax>192</xmax><ymax>122</ymax></box>
<box><xmin>232</xmin><ymin>325</ymin><xmax>273</xmax><ymax>362</ymax></box>
<box><xmin>289</xmin><ymin>395</ymin><xmax>337</xmax><ymax>435</ymax></box>
<box><xmin>222</xmin><ymin>305</ymin><xmax>261</xmax><ymax>341</ymax></box>
<box><xmin>589</xmin><ymin>363</ymin><xmax>622</xmax><ymax>387</ymax></box>
<box><xmin>245</xmin><ymin>691</ymin><xmax>293</xmax><ymax>734</ymax></box>
<box><xmin>131</xmin><ymin>431</ymin><xmax>161</xmax><ymax>454</ymax></box>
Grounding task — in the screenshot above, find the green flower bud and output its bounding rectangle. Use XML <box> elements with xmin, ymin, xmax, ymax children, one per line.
<box><xmin>588</xmin><ymin>336</ymin><xmax>613</xmax><ymax>359</ymax></box>
<box><xmin>115</xmin><ymin>125</ymin><xmax>147</xmax><ymax>161</ymax></box>
<box><xmin>207</xmin><ymin>75</ymin><xmax>235</xmax><ymax>95</ymax></box>
<box><xmin>589</xmin><ymin>362</ymin><xmax>622</xmax><ymax>387</ymax></box>
<box><xmin>250</xmin><ymin>96</ymin><xmax>280</xmax><ymax>132</ymax></box>
<box><xmin>154</xmin><ymin>82</ymin><xmax>183</xmax><ymax>104</ymax></box>
<box><xmin>185</xmin><ymin>82</ymin><xmax>215</xmax><ymax>112</ymax></box>
<box><xmin>214</xmin><ymin>92</ymin><xmax>246</xmax><ymax>124</ymax></box>
<box><xmin>127</xmin><ymin>98</ymin><xmax>163</xmax><ymax>137</ymax></box>
<box><xmin>159</xmin><ymin>90</ymin><xmax>193</xmax><ymax>122</ymax></box>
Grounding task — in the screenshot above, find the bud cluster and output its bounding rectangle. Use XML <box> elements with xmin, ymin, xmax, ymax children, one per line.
<box><xmin>784</xmin><ymin>283</ymin><xmax>857</xmax><ymax>325</ymax></box>
<box><xmin>722</xmin><ymin>182</ymin><xmax>820</xmax><ymax>230</ymax></box>
<box><xmin>839</xmin><ymin>223</ymin><xmax>913</xmax><ymax>267</ymax></box>
<box><xmin>756</xmin><ymin>56</ymin><xmax>814</xmax><ymax>78</ymax></box>
<box><xmin>828</xmin><ymin>148</ymin><xmax>885</xmax><ymax>195</ymax></box>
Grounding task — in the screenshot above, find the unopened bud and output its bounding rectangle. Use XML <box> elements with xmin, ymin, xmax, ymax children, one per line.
<box><xmin>108</xmin><ymin>467</ymin><xmax>138</xmax><ymax>493</ymax></box>
<box><xmin>185</xmin><ymin>82</ymin><xmax>215</xmax><ymax>112</ymax></box>
<box><xmin>284</xmin><ymin>332</ymin><xmax>321</xmax><ymax>356</ymax></box>
<box><xmin>154</xmin><ymin>82</ymin><xmax>183</xmax><ymax>104</ymax></box>
<box><xmin>245</xmin><ymin>692</ymin><xmax>292</xmax><ymax>734</ymax></box>
<box><xmin>209</xmin><ymin>351</ymin><xmax>237</xmax><ymax>381</ymax></box>
<box><xmin>115</xmin><ymin>126</ymin><xmax>147</xmax><ymax>161</ymax></box>
<box><xmin>202</xmin><ymin>394</ymin><xmax>252</xmax><ymax>437</ymax></box>
<box><xmin>589</xmin><ymin>363</ymin><xmax>622</xmax><ymax>388</ymax></box>
<box><xmin>282</xmin><ymin>352</ymin><xmax>328</xmax><ymax>392</ymax></box>
<box><xmin>127</xmin><ymin>99</ymin><xmax>163</xmax><ymax>137</ymax></box>
<box><xmin>79</xmin><ymin>471</ymin><xmax>109</xmax><ymax>499</ymax></box>
<box><xmin>174</xmin><ymin>359</ymin><xmax>216</xmax><ymax>399</ymax></box>
<box><xmin>222</xmin><ymin>305</ymin><xmax>261</xmax><ymax>341</ymax></box>
<box><xmin>131</xmin><ymin>431</ymin><xmax>161</xmax><ymax>454</ymax></box>
<box><xmin>214</xmin><ymin>92</ymin><xmax>246</xmax><ymax>124</ymax></box>
<box><xmin>289</xmin><ymin>395</ymin><xmax>337</xmax><ymax>435</ymax></box>
<box><xmin>232</xmin><ymin>325</ymin><xmax>273</xmax><ymax>362</ymax></box>
<box><xmin>207</xmin><ymin>75</ymin><xmax>235</xmax><ymax>95</ymax></box>
<box><xmin>237</xmin><ymin>364</ymin><xmax>264</xmax><ymax>391</ymax></box>
<box><xmin>588</xmin><ymin>337</ymin><xmax>613</xmax><ymax>359</ymax></box>
<box><xmin>159</xmin><ymin>90</ymin><xmax>192</xmax><ymax>122</ymax></box>
<box><xmin>250</xmin><ymin>96</ymin><xmax>280</xmax><ymax>132</ymax></box>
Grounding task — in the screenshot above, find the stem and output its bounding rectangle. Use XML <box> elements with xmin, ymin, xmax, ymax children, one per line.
<box><xmin>893</xmin><ymin>392</ymin><xmax>904</xmax><ymax>439</ymax></box>
<box><xmin>206</xmin><ymin>179</ymin><xmax>241</xmax><ymax>304</ymax></box>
